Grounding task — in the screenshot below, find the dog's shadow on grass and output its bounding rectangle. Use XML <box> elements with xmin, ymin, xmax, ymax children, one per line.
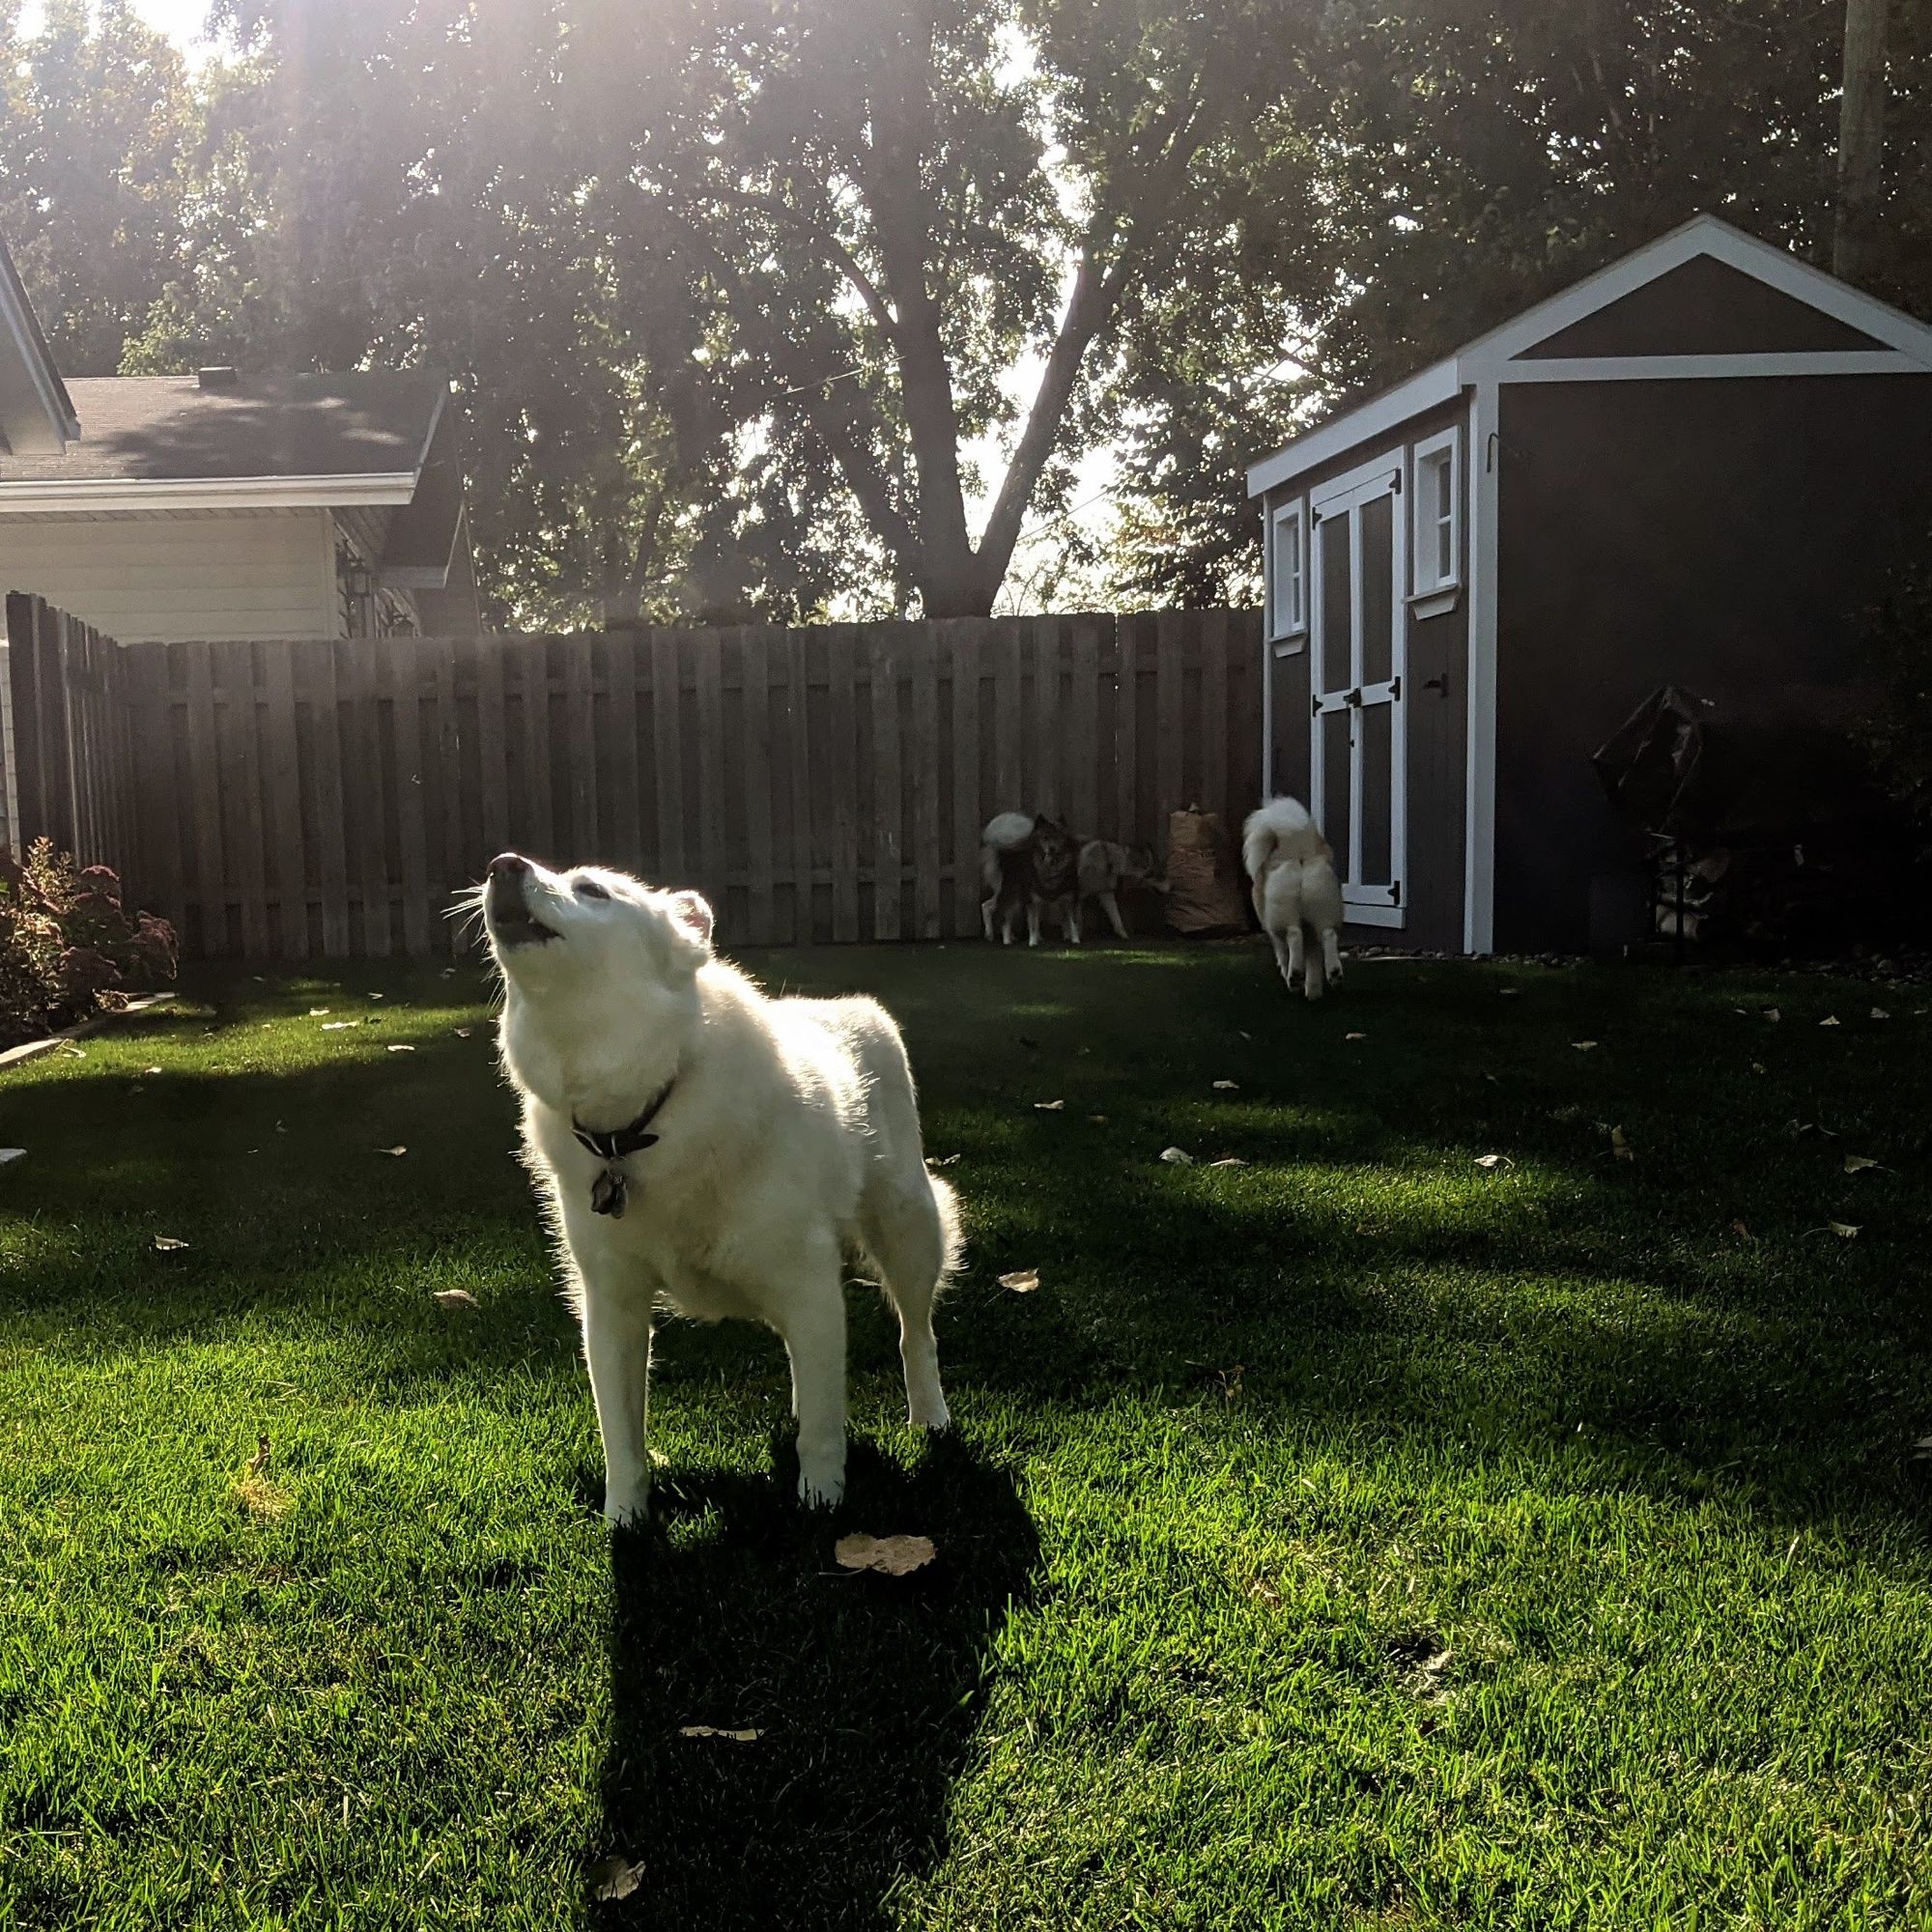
<box><xmin>591</xmin><ymin>1431</ymin><xmax>1038</xmax><ymax>1929</ymax></box>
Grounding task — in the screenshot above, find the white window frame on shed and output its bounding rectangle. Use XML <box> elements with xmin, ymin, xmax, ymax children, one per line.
<box><xmin>1408</xmin><ymin>426</ymin><xmax>1462</xmax><ymax>612</ymax></box>
<box><xmin>1265</xmin><ymin>496</ymin><xmax>1308</xmax><ymax>650</ymax></box>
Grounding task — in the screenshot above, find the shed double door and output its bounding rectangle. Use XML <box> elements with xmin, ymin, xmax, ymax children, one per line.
<box><xmin>1310</xmin><ymin>455</ymin><xmax>1406</xmax><ymax>924</ymax></box>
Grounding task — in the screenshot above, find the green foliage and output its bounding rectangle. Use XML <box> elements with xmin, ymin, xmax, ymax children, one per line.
<box><xmin>1</xmin><ymin>0</ymin><xmax>1928</xmax><ymax>618</ymax></box>
<box><xmin>1852</xmin><ymin>525</ymin><xmax>1932</xmax><ymax>838</ymax></box>
<box><xmin>0</xmin><ymin>838</ymin><xmax>179</xmax><ymax>1045</ymax></box>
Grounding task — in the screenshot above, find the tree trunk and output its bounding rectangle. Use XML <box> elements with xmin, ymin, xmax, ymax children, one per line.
<box><xmin>1833</xmin><ymin>0</ymin><xmax>1889</xmax><ymax>281</ymax></box>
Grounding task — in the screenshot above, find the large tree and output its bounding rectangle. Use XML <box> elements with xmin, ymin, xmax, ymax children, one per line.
<box><xmin>1111</xmin><ymin>0</ymin><xmax>1932</xmax><ymax>609</ymax></box>
<box><xmin>191</xmin><ymin>0</ymin><xmax>1321</xmax><ymax>622</ymax></box>
<box><xmin>0</xmin><ymin>0</ymin><xmax>198</xmax><ymax>375</ymax></box>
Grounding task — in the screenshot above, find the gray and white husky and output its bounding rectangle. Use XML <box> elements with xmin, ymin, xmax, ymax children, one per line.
<box><xmin>481</xmin><ymin>852</ymin><xmax>958</xmax><ymax>1520</ymax></box>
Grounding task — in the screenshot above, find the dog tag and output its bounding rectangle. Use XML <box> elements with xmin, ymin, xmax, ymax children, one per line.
<box><xmin>591</xmin><ymin>1167</ymin><xmax>627</xmax><ymax>1217</ymax></box>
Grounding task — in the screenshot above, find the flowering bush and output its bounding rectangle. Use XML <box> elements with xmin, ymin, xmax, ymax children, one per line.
<box><xmin>0</xmin><ymin>839</ymin><xmax>178</xmax><ymax>1046</ymax></box>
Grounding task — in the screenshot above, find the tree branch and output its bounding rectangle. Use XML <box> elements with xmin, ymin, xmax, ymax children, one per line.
<box><xmin>711</xmin><ymin>183</ymin><xmax>902</xmax><ymax>345</ymax></box>
<box><xmin>972</xmin><ymin>82</ymin><xmax>1224</xmax><ymax>601</ymax></box>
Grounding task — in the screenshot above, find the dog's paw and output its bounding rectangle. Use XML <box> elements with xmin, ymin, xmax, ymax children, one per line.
<box><xmin>797</xmin><ymin>1464</ymin><xmax>846</xmax><ymax>1511</ymax></box>
<box><xmin>604</xmin><ymin>1492</ymin><xmax>649</xmax><ymax>1529</ymax></box>
<box><xmin>908</xmin><ymin>1396</ymin><xmax>952</xmax><ymax>1432</ymax></box>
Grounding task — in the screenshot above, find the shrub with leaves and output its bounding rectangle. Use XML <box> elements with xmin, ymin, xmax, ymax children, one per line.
<box><xmin>0</xmin><ymin>839</ymin><xmax>177</xmax><ymax>1046</ymax></box>
<box><xmin>1853</xmin><ymin>529</ymin><xmax>1932</xmax><ymax>844</ymax></box>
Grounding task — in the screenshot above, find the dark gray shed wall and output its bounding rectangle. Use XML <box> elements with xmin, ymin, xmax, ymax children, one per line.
<box><xmin>1493</xmin><ymin>374</ymin><xmax>1932</xmax><ymax>952</ymax></box>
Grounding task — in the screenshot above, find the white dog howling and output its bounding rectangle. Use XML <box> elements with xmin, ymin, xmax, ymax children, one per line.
<box><xmin>481</xmin><ymin>852</ymin><xmax>958</xmax><ymax>1520</ymax></box>
<box><xmin>1241</xmin><ymin>798</ymin><xmax>1346</xmax><ymax>999</ymax></box>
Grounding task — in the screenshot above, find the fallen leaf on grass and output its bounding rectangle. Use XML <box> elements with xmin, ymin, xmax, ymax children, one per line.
<box><xmin>678</xmin><ymin>1725</ymin><xmax>762</xmax><ymax>1742</ymax></box>
<box><xmin>433</xmin><ymin>1289</ymin><xmax>480</xmax><ymax>1310</ymax></box>
<box><xmin>1211</xmin><ymin>1079</ymin><xmax>1239</xmax><ymax>1091</ymax></box>
<box><xmin>1871</xmin><ymin>1007</ymin><xmax>1890</xmax><ymax>1021</ymax></box>
<box><xmin>1609</xmin><ymin>1125</ymin><xmax>1634</xmax><ymax>1161</ymax></box>
<box><xmin>454</xmin><ymin>1027</ymin><xmax>473</xmax><ymax>1038</ymax></box>
<box><xmin>320</xmin><ymin>1021</ymin><xmax>360</xmax><ymax>1031</ymax></box>
<box><xmin>1572</xmin><ymin>1040</ymin><xmax>1600</xmax><ymax>1052</ymax></box>
<box><xmin>1159</xmin><ymin>1147</ymin><xmax>1196</xmax><ymax>1166</ymax></box>
<box><xmin>927</xmin><ymin>1153</ymin><xmax>961</xmax><ymax>1169</ymax></box>
<box><xmin>1763</xmin><ymin>1008</ymin><xmax>1781</xmax><ymax>1022</ymax></box>
<box><xmin>1913</xmin><ymin>1434</ymin><xmax>1932</xmax><ymax>1460</ymax></box>
<box><xmin>1087</xmin><ymin>1114</ymin><xmax>1108</xmax><ymax>1124</ymax></box>
<box><xmin>1843</xmin><ymin>1154</ymin><xmax>1882</xmax><ymax>1174</ymax></box>
<box><xmin>367</xmin><ymin>992</ymin><xmax>385</xmax><ymax>1002</ymax></box>
<box><xmin>56</xmin><ymin>1042</ymin><xmax>86</xmax><ymax>1058</ymax></box>
<box><xmin>153</xmin><ymin>1235</ymin><xmax>189</xmax><ymax>1252</ymax></box>
<box><xmin>834</xmin><ymin>1533</ymin><xmax>937</xmax><ymax>1577</ymax></box>
<box><xmin>440</xmin><ymin>966</ymin><xmax>457</xmax><ymax>980</ymax></box>
<box><xmin>385</xmin><ymin>1043</ymin><xmax>415</xmax><ymax>1054</ymax></box>
<box><xmin>1819</xmin><ymin>1015</ymin><xmax>1840</xmax><ymax>1028</ymax></box>
<box><xmin>144</xmin><ymin>1065</ymin><xmax>161</xmax><ymax>1074</ymax></box>
<box><xmin>1826</xmin><ymin>1222</ymin><xmax>1861</xmax><ymax>1238</ymax></box>
<box><xmin>588</xmin><ymin>1857</ymin><xmax>645</xmax><ymax>1903</ymax></box>
<box><xmin>377</xmin><ymin>1146</ymin><xmax>408</xmax><ymax>1158</ymax></box>
<box><xmin>997</xmin><ymin>1269</ymin><xmax>1040</xmax><ymax>1293</ymax></box>
<box><xmin>0</xmin><ymin>1149</ymin><xmax>23</xmax><ymax>1165</ymax></box>
<box><xmin>1731</xmin><ymin>1218</ymin><xmax>1754</xmax><ymax>1240</ymax></box>
<box><xmin>308</xmin><ymin>1008</ymin><xmax>330</xmax><ymax>1017</ymax></box>
<box><xmin>247</xmin><ymin>1435</ymin><xmax>271</xmax><ymax>1476</ymax></box>
<box><xmin>1473</xmin><ymin>1153</ymin><xmax>1512</xmax><ymax>1171</ymax></box>
<box><xmin>1208</xmin><ymin>1156</ymin><xmax>1249</xmax><ymax>1169</ymax></box>
<box><xmin>1498</xmin><ymin>988</ymin><xmax>1520</xmax><ymax>998</ymax></box>
<box><xmin>1751</xmin><ymin>1062</ymin><xmax>1766</xmax><ymax>1074</ymax></box>
<box><xmin>1033</xmin><ymin>1098</ymin><xmax>1065</xmax><ymax>1111</ymax></box>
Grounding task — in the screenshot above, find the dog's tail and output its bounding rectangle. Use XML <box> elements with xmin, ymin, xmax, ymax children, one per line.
<box><xmin>981</xmin><ymin>810</ymin><xmax>1035</xmax><ymax>854</ymax></box>
<box><xmin>925</xmin><ymin>1172</ymin><xmax>964</xmax><ymax>1282</ymax></box>
<box><xmin>1241</xmin><ymin>796</ymin><xmax>1324</xmax><ymax>883</ymax></box>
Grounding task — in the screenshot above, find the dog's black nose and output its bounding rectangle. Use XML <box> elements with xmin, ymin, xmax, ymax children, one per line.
<box><xmin>489</xmin><ymin>852</ymin><xmax>530</xmax><ymax>879</ymax></box>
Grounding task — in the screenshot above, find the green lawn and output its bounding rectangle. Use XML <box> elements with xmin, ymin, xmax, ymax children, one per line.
<box><xmin>4</xmin><ymin>942</ymin><xmax>1932</xmax><ymax>1929</ymax></box>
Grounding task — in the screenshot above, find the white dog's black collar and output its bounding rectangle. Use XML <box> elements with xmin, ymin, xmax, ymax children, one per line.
<box><xmin>571</xmin><ymin>1077</ymin><xmax>675</xmax><ymax>1218</ymax></box>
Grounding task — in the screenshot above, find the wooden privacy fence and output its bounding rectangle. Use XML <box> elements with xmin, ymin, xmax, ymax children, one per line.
<box><xmin>1</xmin><ymin>594</ymin><xmax>138</xmax><ymax>870</ymax></box>
<box><xmin>4</xmin><ymin>601</ymin><xmax>1263</xmax><ymax>958</ymax></box>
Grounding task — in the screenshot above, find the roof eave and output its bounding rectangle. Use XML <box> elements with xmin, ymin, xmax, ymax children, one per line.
<box><xmin>1245</xmin><ymin>357</ymin><xmax>1463</xmax><ymax>498</ymax></box>
<box><xmin>0</xmin><ymin>471</ymin><xmax>422</xmax><ymax>511</ymax></box>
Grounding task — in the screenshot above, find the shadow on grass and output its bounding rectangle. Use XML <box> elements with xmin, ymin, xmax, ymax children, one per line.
<box><xmin>591</xmin><ymin>1432</ymin><xmax>1038</xmax><ymax>1930</ymax></box>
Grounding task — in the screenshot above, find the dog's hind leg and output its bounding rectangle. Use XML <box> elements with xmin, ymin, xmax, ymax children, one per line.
<box><xmin>980</xmin><ymin>894</ymin><xmax>997</xmax><ymax>942</ymax></box>
<box><xmin>1321</xmin><ymin>925</ymin><xmax>1344</xmax><ymax>987</ymax></box>
<box><xmin>1026</xmin><ymin>899</ymin><xmax>1042</xmax><ymax>948</ymax></box>
<box><xmin>1065</xmin><ymin>901</ymin><xmax>1082</xmax><ymax>946</ymax></box>
<box><xmin>1267</xmin><ymin>928</ymin><xmax>1296</xmax><ymax>991</ymax></box>
<box><xmin>775</xmin><ymin>1240</ymin><xmax>849</xmax><ymax>1509</ymax></box>
<box><xmin>1100</xmin><ymin>890</ymin><xmax>1128</xmax><ymax>940</ymax></box>
<box><xmin>861</xmin><ymin>1174</ymin><xmax>955</xmax><ymax>1431</ymax></box>
<box><xmin>1302</xmin><ymin>929</ymin><xmax>1327</xmax><ymax>1001</ymax></box>
<box><xmin>578</xmin><ymin>1270</ymin><xmax>654</xmax><ymax>1525</ymax></box>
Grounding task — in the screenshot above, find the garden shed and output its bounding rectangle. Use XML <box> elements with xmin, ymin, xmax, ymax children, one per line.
<box><xmin>1247</xmin><ymin>214</ymin><xmax>1932</xmax><ymax>954</ymax></box>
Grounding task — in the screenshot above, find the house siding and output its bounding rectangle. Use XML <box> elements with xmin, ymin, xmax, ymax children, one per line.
<box><xmin>1259</xmin><ymin>395</ymin><xmax>1470</xmax><ymax>952</ymax></box>
<box><xmin>0</xmin><ymin>506</ymin><xmax>336</xmax><ymax>642</ymax></box>
<box><xmin>1493</xmin><ymin>373</ymin><xmax>1932</xmax><ymax>952</ymax></box>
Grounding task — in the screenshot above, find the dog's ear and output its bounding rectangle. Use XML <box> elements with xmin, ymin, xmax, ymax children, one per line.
<box><xmin>665</xmin><ymin>889</ymin><xmax>715</xmax><ymax>952</ymax></box>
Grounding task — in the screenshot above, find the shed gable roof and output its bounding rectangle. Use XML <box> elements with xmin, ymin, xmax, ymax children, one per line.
<box><xmin>1248</xmin><ymin>214</ymin><xmax>1932</xmax><ymax>498</ymax></box>
<box><xmin>1512</xmin><ymin>254</ymin><xmax>1886</xmax><ymax>359</ymax></box>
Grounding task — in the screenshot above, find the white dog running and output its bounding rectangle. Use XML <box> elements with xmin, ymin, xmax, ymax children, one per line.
<box><xmin>1241</xmin><ymin>798</ymin><xmax>1346</xmax><ymax>1000</ymax></box>
<box><xmin>481</xmin><ymin>852</ymin><xmax>958</xmax><ymax>1520</ymax></box>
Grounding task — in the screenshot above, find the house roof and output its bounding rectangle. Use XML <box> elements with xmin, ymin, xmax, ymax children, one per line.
<box><xmin>0</xmin><ymin>369</ymin><xmax>448</xmax><ymax>507</ymax></box>
<box><xmin>0</xmin><ymin>239</ymin><xmax>79</xmax><ymax>457</ymax></box>
<box><xmin>1247</xmin><ymin>213</ymin><xmax>1932</xmax><ymax>498</ymax></box>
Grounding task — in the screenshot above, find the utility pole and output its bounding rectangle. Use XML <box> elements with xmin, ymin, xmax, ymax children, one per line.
<box><xmin>1833</xmin><ymin>0</ymin><xmax>1889</xmax><ymax>282</ymax></box>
